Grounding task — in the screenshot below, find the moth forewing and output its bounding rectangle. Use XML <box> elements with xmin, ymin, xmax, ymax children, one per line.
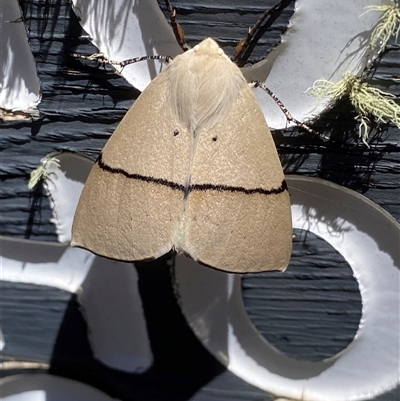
<box><xmin>72</xmin><ymin>38</ymin><xmax>292</xmax><ymax>273</ymax></box>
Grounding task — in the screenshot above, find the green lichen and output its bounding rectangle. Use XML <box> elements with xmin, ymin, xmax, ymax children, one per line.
<box><xmin>28</xmin><ymin>156</ymin><xmax>60</xmax><ymax>189</ymax></box>
<box><xmin>363</xmin><ymin>1</ymin><xmax>400</xmax><ymax>54</ymax></box>
<box><xmin>310</xmin><ymin>72</ymin><xmax>400</xmax><ymax>145</ymax></box>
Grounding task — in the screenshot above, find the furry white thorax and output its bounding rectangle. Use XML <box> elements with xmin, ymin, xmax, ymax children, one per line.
<box><xmin>166</xmin><ymin>38</ymin><xmax>247</xmax><ymax>137</ymax></box>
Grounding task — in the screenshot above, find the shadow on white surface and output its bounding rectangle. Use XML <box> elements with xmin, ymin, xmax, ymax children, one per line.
<box><xmin>1</xmin><ymin>153</ymin><xmax>398</xmax><ymax>399</ymax></box>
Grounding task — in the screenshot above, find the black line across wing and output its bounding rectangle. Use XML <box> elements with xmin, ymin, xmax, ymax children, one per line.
<box><xmin>97</xmin><ymin>153</ymin><xmax>288</xmax><ymax>195</ymax></box>
<box><xmin>97</xmin><ymin>153</ymin><xmax>185</xmax><ymax>191</ymax></box>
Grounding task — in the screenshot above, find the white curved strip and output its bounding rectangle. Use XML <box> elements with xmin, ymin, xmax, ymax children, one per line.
<box><xmin>71</xmin><ymin>0</ymin><xmax>389</xmax><ymax>129</ymax></box>
<box><xmin>1</xmin><ymin>152</ymin><xmax>94</xmax><ymax>293</ymax></box>
<box><xmin>244</xmin><ymin>0</ymin><xmax>390</xmax><ymax>128</ymax></box>
<box><xmin>1</xmin><ymin>153</ymin><xmax>153</xmax><ymax>373</ymax></box>
<box><xmin>176</xmin><ymin>176</ymin><xmax>399</xmax><ymax>400</ymax></box>
<box><xmin>0</xmin><ymin>328</ymin><xmax>5</xmax><ymax>351</ymax></box>
<box><xmin>71</xmin><ymin>0</ymin><xmax>182</xmax><ymax>91</ymax></box>
<box><xmin>43</xmin><ymin>152</ymin><xmax>94</xmax><ymax>243</ymax></box>
<box><xmin>0</xmin><ymin>0</ymin><xmax>41</xmax><ymax>112</ymax></box>
<box><xmin>0</xmin><ymin>236</ymin><xmax>94</xmax><ymax>293</ymax></box>
<box><xmin>0</xmin><ymin>374</ymin><xmax>119</xmax><ymax>401</ymax></box>
<box><xmin>1</xmin><ymin>234</ymin><xmax>153</xmax><ymax>373</ymax></box>
<box><xmin>78</xmin><ymin>256</ymin><xmax>154</xmax><ymax>373</ymax></box>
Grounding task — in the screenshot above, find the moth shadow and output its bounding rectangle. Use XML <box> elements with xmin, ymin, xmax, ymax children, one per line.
<box><xmin>49</xmin><ymin>255</ymin><xmax>225</xmax><ymax>401</ymax></box>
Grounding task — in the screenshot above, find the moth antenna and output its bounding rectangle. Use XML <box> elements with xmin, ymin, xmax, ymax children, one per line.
<box><xmin>112</xmin><ymin>55</ymin><xmax>173</xmax><ymax>69</ymax></box>
<box><xmin>164</xmin><ymin>0</ymin><xmax>189</xmax><ymax>52</ymax></box>
<box><xmin>233</xmin><ymin>0</ymin><xmax>294</xmax><ymax>67</ymax></box>
<box><xmin>70</xmin><ymin>53</ymin><xmax>172</xmax><ymax>72</ymax></box>
<box><xmin>251</xmin><ymin>81</ymin><xmax>329</xmax><ymax>140</ymax></box>
<box><xmin>69</xmin><ymin>52</ymin><xmax>108</xmax><ymax>63</ymax></box>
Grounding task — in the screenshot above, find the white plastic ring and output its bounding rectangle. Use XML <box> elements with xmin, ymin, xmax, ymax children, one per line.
<box><xmin>175</xmin><ymin>175</ymin><xmax>400</xmax><ymax>400</ymax></box>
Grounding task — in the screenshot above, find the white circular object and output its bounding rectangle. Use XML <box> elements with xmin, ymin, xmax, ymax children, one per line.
<box><xmin>175</xmin><ymin>175</ymin><xmax>399</xmax><ymax>400</ymax></box>
<box><xmin>0</xmin><ymin>374</ymin><xmax>118</xmax><ymax>401</ymax></box>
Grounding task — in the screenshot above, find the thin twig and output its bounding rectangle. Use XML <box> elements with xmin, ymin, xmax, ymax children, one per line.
<box><xmin>164</xmin><ymin>0</ymin><xmax>190</xmax><ymax>51</ymax></box>
<box><xmin>233</xmin><ymin>0</ymin><xmax>294</xmax><ymax>65</ymax></box>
